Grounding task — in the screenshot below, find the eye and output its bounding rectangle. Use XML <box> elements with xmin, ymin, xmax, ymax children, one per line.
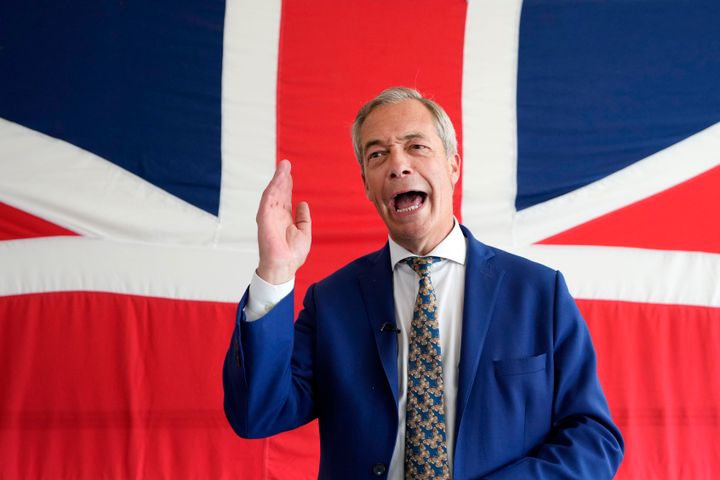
<box><xmin>366</xmin><ymin>150</ymin><xmax>385</xmax><ymax>162</ymax></box>
<box><xmin>409</xmin><ymin>144</ymin><xmax>429</xmax><ymax>152</ymax></box>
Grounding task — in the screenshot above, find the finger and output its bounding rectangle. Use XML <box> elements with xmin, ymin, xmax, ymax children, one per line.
<box><xmin>261</xmin><ymin>160</ymin><xmax>293</xmax><ymax>207</ymax></box>
<box><xmin>277</xmin><ymin>158</ymin><xmax>291</xmax><ymax>173</ymax></box>
<box><xmin>267</xmin><ymin>160</ymin><xmax>290</xmax><ymax>190</ymax></box>
<box><xmin>295</xmin><ymin>201</ymin><xmax>311</xmax><ymax>235</ymax></box>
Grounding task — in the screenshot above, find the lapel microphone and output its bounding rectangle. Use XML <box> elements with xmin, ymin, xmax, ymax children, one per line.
<box><xmin>380</xmin><ymin>322</ymin><xmax>400</xmax><ymax>334</ymax></box>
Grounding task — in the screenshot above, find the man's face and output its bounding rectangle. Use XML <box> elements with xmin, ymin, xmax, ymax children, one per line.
<box><xmin>360</xmin><ymin>99</ymin><xmax>461</xmax><ymax>255</ymax></box>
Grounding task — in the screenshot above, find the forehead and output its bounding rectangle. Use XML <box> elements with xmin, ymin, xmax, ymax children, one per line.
<box><xmin>359</xmin><ymin>99</ymin><xmax>439</xmax><ymax>145</ymax></box>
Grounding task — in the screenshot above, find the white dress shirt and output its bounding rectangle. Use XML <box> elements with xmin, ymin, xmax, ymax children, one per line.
<box><xmin>245</xmin><ymin>221</ymin><xmax>467</xmax><ymax>479</ymax></box>
<box><xmin>386</xmin><ymin>221</ymin><xmax>466</xmax><ymax>479</ymax></box>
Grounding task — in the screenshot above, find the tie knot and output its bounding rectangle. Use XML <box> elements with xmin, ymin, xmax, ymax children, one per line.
<box><xmin>403</xmin><ymin>256</ymin><xmax>441</xmax><ymax>277</ymax></box>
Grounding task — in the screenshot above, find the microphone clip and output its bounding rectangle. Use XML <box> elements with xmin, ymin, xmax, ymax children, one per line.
<box><xmin>380</xmin><ymin>322</ymin><xmax>400</xmax><ymax>334</ymax></box>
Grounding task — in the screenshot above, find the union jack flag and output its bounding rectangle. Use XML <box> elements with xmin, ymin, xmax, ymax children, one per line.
<box><xmin>1</xmin><ymin>0</ymin><xmax>718</xmax><ymax>478</ymax></box>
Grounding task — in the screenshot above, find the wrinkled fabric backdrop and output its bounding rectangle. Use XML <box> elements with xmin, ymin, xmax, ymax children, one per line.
<box><xmin>1</xmin><ymin>1</ymin><xmax>719</xmax><ymax>478</ymax></box>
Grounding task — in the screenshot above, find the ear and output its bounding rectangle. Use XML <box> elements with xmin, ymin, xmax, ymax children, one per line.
<box><xmin>449</xmin><ymin>153</ymin><xmax>461</xmax><ymax>187</ymax></box>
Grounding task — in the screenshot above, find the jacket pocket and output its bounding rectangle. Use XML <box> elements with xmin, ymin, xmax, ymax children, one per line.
<box><xmin>493</xmin><ymin>353</ymin><xmax>547</xmax><ymax>376</ymax></box>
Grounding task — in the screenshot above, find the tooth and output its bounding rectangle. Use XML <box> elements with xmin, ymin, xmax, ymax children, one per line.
<box><xmin>396</xmin><ymin>204</ymin><xmax>420</xmax><ymax>213</ymax></box>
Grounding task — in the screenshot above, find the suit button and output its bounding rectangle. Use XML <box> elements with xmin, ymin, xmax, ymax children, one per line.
<box><xmin>372</xmin><ymin>463</ymin><xmax>386</xmax><ymax>476</ymax></box>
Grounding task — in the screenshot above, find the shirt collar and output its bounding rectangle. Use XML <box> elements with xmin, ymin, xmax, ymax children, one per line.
<box><xmin>388</xmin><ymin>218</ymin><xmax>467</xmax><ymax>269</ymax></box>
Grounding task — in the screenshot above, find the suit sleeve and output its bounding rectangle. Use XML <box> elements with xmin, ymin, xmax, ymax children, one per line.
<box><xmin>223</xmin><ymin>285</ymin><xmax>318</xmax><ymax>439</ymax></box>
<box><xmin>483</xmin><ymin>272</ymin><xmax>624</xmax><ymax>479</ymax></box>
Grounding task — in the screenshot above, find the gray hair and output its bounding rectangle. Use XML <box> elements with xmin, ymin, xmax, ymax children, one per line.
<box><xmin>351</xmin><ymin>87</ymin><xmax>458</xmax><ymax>168</ymax></box>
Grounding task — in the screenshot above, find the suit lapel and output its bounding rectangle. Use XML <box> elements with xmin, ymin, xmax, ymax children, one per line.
<box><xmin>455</xmin><ymin>226</ymin><xmax>505</xmax><ymax>440</ymax></box>
<box><xmin>358</xmin><ymin>245</ymin><xmax>399</xmax><ymax>405</ymax></box>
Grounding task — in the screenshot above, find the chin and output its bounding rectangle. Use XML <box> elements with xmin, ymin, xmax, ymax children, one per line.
<box><xmin>389</xmin><ymin>223</ymin><xmax>431</xmax><ymax>244</ymax></box>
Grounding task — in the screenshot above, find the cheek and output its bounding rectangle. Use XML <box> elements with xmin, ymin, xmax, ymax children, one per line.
<box><xmin>363</xmin><ymin>173</ymin><xmax>384</xmax><ymax>200</ymax></box>
<box><xmin>364</xmin><ymin>181</ymin><xmax>381</xmax><ymax>203</ymax></box>
<box><xmin>362</xmin><ymin>175</ymin><xmax>372</xmax><ymax>200</ymax></box>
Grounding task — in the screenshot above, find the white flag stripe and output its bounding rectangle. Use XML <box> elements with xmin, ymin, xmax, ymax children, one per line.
<box><xmin>515</xmin><ymin>245</ymin><xmax>720</xmax><ymax>307</ymax></box>
<box><xmin>461</xmin><ymin>0</ymin><xmax>523</xmax><ymax>248</ymax></box>
<box><xmin>0</xmin><ymin>237</ymin><xmax>255</xmax><ymax>302</ymax></box>
<box><xmin>1</xmin><ymin>237</ymin><xmax>716</xmax><ymax>306</ymax></box>
<box><xmin>514</xmin><ymin>121</ymin><xmax>720</xmax><ymax>245</ymax></box>
<box><xmin>217</xmin><ymin>0</ymin><xmax>281</xmax><ymax>247</ymax></box>
<box><xmin>0</xmin><ymin>118</ymin><xmax>218</xmax><ymax>244</ymax></box>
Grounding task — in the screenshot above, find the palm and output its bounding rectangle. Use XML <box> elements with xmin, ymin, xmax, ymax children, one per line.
<box><xmin>256</xmin><ymin>160</ymin><xmax>311</xmax><ymax>284</ymax></box>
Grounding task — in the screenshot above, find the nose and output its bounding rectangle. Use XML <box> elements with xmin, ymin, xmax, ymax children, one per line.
<box><xmin>388</xmin><ymin>148</ymin><xmax>412</xmax><ymax>179</ymax></box>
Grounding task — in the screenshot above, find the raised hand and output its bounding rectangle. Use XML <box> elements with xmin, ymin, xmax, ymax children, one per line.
<box><xmin>255</xmin><ymin>160</ymin><xmax>312</xmax><ymax>284</ymax></box>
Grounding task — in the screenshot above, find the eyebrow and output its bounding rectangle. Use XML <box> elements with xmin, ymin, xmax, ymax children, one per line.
<box><xmin>363</xmin><ymin>132</ymin><xmax>428</xmax><ymax>155</ymax></box>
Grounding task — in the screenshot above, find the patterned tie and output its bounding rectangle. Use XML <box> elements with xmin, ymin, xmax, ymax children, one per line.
<box><xmin>403</xmin><ymin>256</ymin><xmax>450</xmax><ymax>479</ymax></box>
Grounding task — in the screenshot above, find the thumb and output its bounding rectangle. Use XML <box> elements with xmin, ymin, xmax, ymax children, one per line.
<box><xmin>295</xmin><ymin>201</ymin><xmax>311</xmax><ymax>235</ymax></box>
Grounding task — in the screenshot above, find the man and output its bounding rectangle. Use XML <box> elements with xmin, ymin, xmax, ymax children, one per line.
<box><xmin>224</xmin><ymin>87</ymin><xmax>624</xmax><ymax>479</ymax></box>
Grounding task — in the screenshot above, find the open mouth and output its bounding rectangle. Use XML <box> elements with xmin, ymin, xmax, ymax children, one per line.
<box><xmin>393</xmin><ymin>191</ymin><xmax>427</xmax><ymax>213</ymax></box>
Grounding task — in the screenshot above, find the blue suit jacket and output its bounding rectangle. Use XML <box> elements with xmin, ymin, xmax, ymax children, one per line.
<box><xmin>223</xmin><ymin>226</ymin><xmax>623</xmax><ymax>479</ymax></box>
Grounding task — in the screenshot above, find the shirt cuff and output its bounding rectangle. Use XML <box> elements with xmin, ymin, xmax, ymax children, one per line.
<box><xmin>244</xmin><ymin>271</ymin><xmax>294</xmax><ymax>322</ymax></box>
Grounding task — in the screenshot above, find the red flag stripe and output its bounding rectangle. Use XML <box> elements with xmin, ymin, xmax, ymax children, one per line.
<box><xmin>0</xmin><ymin>202</ymin><xmax>77</xmax><ymax>240</ymax></box>
<box><xmin>580</xmin><ymin>300</ymin><xmax>720</xmax><ymax>479</ymax></box>
<box><xmin>540</xmin><ymin>165</ymin><xmax>720</xmax><ymax>254</ymax></box>
<box><xmin>275</xmin><ymin>0</ymin><xmax>467</xmax><ymax>476</ymax></box>
<box><xmin>0</xmin><ymin>292</ymin><xmax>266</xmax><ymax>479</ymax></box>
